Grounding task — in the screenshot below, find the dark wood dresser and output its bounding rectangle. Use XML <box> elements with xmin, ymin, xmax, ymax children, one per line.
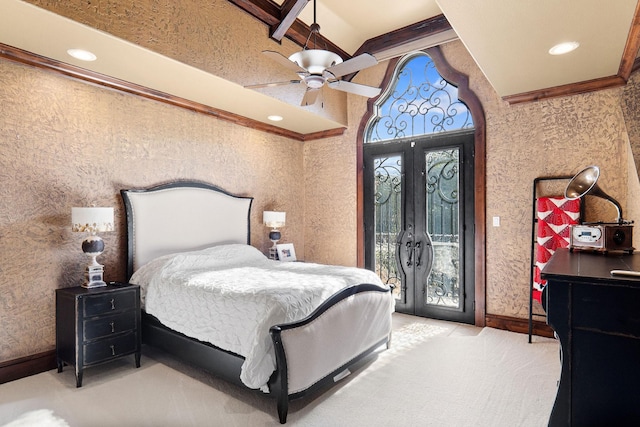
<box><xmin>55</xmin><ymin>283</ymin><xmax>141</xmax><ymax>387</ymax></box>
<box><xmin>541</xmin><ymin>249</ymin><xmax>640</xmax><ymax>426</ymax></box>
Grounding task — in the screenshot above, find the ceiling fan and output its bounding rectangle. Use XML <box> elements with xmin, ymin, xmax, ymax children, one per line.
<box><xmin>245</xmin><ymin>0</ymin><xmax>381</xmax><ymax>106</ymax></box>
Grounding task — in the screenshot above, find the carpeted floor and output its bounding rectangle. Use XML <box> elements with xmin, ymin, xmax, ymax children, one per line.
<box><xmin>0</xmin><ymin>314</ymin><xmax>560</xmax><ymax>426</ymax></box>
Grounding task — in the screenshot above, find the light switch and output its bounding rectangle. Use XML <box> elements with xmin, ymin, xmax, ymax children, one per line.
<box><xmin>492</xmin><ymin>216</ymin><xmax>500</xmax><ymax>227</ymax></box>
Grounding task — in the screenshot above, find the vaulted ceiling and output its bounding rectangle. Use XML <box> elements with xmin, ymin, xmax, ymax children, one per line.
<box><xmin>236</xmin><ymin>0</ymin><xmax>640</xmax><ymax>102</ymax></box>
<box><xmin>2</xmin><ymin>0</ymin><xmax>640</xmax><ymax>139</ymax></box>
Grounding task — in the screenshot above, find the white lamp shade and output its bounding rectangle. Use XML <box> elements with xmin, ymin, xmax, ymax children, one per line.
<box><xmin>72</xmin><ymin>207</ymin><xmax>114</xmax><ymax>233</ymax></box>
<box><xmin>263</xmin><ymin>211</ymin><xmax>286</xmax><ymax>228</ymax></box>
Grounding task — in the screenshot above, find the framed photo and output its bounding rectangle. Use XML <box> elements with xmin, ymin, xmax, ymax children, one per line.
<box><xmin>276</xmin><ymin>243</ymin><xmax>297</xmax><ymax>262</ymax></box>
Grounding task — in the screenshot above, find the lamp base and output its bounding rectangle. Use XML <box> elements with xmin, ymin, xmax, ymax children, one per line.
<box><xmin>83</xmin><ymin>264</ymin><xmax>107</xmax><ymax>288</ymax></box>
<box><xmin>268</xmin><ymin>229</ymin><xmax>280</xmax><ymax>260</ymax></box>
<box><xmin>81</xmin><ymin>236</ymin><xmax>107</xmax><ymax>288</ymax></box>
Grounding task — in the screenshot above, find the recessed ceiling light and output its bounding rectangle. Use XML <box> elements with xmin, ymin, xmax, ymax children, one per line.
<box><xmin>548</xmin><ymin>42</ymin><xmax>580</xmax><ymax>56</ymax></box>
<box><xmin>268</xmin><ymin>115</ymin><xmax>283</xmax><ymax>122</ymax></box>
<box><xmin>67</xmin><ymin>48</ymin><xmax>97</xmax><ymax>61</ymax></box>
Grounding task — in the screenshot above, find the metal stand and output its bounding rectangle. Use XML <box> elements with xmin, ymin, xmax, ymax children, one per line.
<box><xmin>528</xmin><ymin>175</ymin><xmax>581</xmax><ymax>342</ymax></box>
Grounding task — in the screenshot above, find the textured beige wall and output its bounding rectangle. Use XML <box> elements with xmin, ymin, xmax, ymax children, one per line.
<box><xmin>3</xmin><ymin>1</ymin><xmax>640</xmax><ymax>364</ymax></box>
<box><xmin>622</xmin><ymin>71</ymin><xmax>640</xmax><ymax>230</ymax></box>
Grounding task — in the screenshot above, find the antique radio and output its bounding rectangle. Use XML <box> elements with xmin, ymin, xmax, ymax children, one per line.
<box><xmin>565</xmin><ymin>166</ymin><xmax>634</xmax><ymax>254</ymax></box>
<box><xmin>569</xmin><ymin>223</ymin><xmax>634</xmax><ymax>253</ymax></box>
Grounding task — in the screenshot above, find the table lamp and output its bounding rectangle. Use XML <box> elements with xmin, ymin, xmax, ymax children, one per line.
<box><xmin>263</xmin><ymin>211</ymin><xmax>286</xmax><ymax>260</ymax></box>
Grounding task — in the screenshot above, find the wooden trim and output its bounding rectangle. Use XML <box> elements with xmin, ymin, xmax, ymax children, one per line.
<box><xmin>300</xmin><ymin>127</ymin><xmax>346</xmax><ymax>141</ymax></box>
<box><xmin>0</xmin><ymin>43</ymin><xmax>343</xmax><ymax>142</ymax></box>
<box><xmin>0</xmin><ymin>350</ymin><xmax>56</xmax><ymax>384</ymax></box>
<box><xmin>503</xmin><ymin>75</ymin><xmax>628</xmax><ymax>105</ymax></box>
<box><xmin>485</xmin><ymin>314</ymin><xmax>555</xmax><ymax>339</ymax></box>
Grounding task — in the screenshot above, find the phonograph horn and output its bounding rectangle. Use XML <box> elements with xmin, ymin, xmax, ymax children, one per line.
<box><xmin>565</xmin><ymin>165</ymin><xmax>623</xmax><ymax>224</ymax></box>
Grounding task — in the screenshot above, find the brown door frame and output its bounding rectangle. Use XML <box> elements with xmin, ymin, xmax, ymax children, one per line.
<box><xmin>356</xmin><ymin>46</ymin><xmax>487</xmax><ymax>326</ymax></box>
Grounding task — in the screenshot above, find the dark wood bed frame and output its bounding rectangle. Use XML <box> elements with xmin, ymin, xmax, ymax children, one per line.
<box><xmin>121</xmin><ymin>181</ymin><xmax>393</xmax><ymax>423</ymax></box>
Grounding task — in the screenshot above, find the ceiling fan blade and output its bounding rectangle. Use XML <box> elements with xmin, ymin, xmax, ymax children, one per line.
<box><xmin>245</xmin><ymin>80</ymin><xmax>301</xmax><ymax>89</ymax></box>
<box><xmin>270</xmin><ymin>0</ymin><xmax>311</xmax><ymax>41</ymax></box>
<box><xmin>325</xmin><ymin>53</ymin><xmax>378</xmax><ymax>78</ymax></box>
<box><xmin>301</xmin><ymin>88</ymin><xmax>321</xmax><ymax>106</ymax></box>
<box><xmin>327</xmin><ymin>80</ymin><xmax>381</xmax><ymax>98</ymax></box>
<box><xmin>263</xmin><ymin>50</ymin><xmax>307</xmax><ymax>74</ymax></box>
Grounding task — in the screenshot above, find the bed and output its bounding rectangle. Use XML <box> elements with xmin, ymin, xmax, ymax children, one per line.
<box><xmin>120</xmin><ymin>181</ymin><xmax>394</xmax><ymax>423</ymax></box>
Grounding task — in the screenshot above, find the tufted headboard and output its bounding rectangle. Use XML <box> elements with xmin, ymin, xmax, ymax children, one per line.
<box><xmin>121</xmin><ymin>181</ymin><xmax>253</xmax><ymax>279</ymax></box>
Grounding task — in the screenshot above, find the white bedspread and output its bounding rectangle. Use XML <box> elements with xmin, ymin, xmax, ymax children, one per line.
<box><xmin>130</xmin><ymin>244</ymin><xmax>387</xmax><ymax>390</ymax></box>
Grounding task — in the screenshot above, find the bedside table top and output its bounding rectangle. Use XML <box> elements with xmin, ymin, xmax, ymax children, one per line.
<box><xmin>56</xmin><ymin>282</ymin><xmax>138</xmax><ymax>296</ymax></box>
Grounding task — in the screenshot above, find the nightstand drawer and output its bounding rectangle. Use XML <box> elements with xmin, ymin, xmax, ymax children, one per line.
<box><xmin>84</xmin><ymin>332</ymin><xmax>137</xmax><ymax>365</ymax></box>
<box><xmin>84</xmin><ymin>311</ymin><xmax>137</xmax><ymax>341</ymax></box>
<box><xmin>83</xmin><ymin>289</ymin><xmax>137</xmax><ymax>317</ymax></box>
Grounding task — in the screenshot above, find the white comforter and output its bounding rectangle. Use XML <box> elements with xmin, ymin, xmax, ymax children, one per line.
<box><xmin>130</xmin><ymin>244</ymin><xmax>387</xmax><ymax>390</ymax></box>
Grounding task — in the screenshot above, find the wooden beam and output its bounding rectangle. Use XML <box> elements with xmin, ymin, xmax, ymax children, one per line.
<box><xmin>354</xmin><ymin>14</ymin><xmax>453</xmax><ymax>58</ymax></box>
<box><xmin>618</xmin><ymin>0</ymin><xmax>640</xmax><ymax>79</ymax></box>
<box><xmin>226</xmin><ymin>0</ymin><xmax>281</xmax><ymax>26</ymax></box>
<box><xmin>231</xmin><ymin>0</ymin><xmax>350</xmax><ymax>60</ymax></box>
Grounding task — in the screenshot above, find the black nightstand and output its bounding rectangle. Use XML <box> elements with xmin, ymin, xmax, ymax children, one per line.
<box><xmin>55</xmin><ymin>282</ymin><xmax>141</xmax><ymax>387</ymax></box>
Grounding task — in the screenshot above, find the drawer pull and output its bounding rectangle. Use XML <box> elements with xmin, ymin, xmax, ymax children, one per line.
<box><xmin>110</xmin><ymin>321</ymin><xmax>115</xmax><ymax>333</ymax></box>
<box><xmin>110</xmin><ymin>345</ymin><xmax>115</xmax><ymax>356</ymax></box>
<box><xmin>110</xmin><ymin>299</ymin><xmax>115</xmax><ymax>310</ymax></box>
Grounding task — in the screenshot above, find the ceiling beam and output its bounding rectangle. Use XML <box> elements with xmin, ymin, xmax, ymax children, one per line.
<box><xmin>354</xmin><ymin>14</ymin><xmax>453</xmax><ymax>58</ymax></box>
<box><xmin>226</xmin><ymin>0</ymin><xmax>281</xmax><ymax>26</ymax></box>
<box><xmin>228</xmin><ymin>0</ymin><xmax>350</xmax><ymax>60</ymax></box>
<box><xmin>271</xmin><ymin>0</ymin><xmax>310</xmax><ymax>41</ymax></box>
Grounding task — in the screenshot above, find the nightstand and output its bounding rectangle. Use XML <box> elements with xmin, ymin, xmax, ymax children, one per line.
<box><xmin>55</xmin><ymin>282</ymin><xmax>141</xmax><ymax>387</ymax></box>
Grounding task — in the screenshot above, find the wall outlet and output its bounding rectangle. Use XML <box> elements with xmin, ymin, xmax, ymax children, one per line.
<box><xmin>492</xmin><ymin>216</ymin><xmax>500</xmax><ymax>227</ymax></box>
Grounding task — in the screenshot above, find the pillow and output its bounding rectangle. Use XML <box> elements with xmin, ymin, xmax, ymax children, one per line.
<box><xmin>164</xmin><ymin>243</ymin><xmax>268</xmax><ymax>271</ymax></box>
<box><xmin>131</xmin><ymin>243</ymin><xmax>268</xmax><ymax>285</ymax></box>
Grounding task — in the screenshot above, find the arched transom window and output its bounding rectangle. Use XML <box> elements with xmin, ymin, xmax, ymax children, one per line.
<box><xmin>365</xmin><ymin>52</ymin><xmax>474</xmax><ymax>143</ymax></box>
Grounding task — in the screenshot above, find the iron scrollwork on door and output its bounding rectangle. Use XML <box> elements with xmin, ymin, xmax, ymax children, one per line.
<box><xmin>424</xmin><ymin>149</ymin><xmax>461</xmax><ymax>308</ymax></box>
<box><xmin>373</xmin><ymin>155</ymin><xmax>402</xmax><ymax>294</ymax></box>
<box><xmin>365</xmin><ymin>53</ymin><xmax>474</xmax><ymax>144</ymax></box>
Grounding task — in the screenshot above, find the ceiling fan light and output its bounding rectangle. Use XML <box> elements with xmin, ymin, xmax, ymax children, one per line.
<box><xmin>304</xmin><ymin>75</ymin><xmax>325</xmax><ymax>89</ymax></box>
<box><xmin>548</xmin><ymin>41</ymin><xmax>580</xmax><ymax>55</ymax></box>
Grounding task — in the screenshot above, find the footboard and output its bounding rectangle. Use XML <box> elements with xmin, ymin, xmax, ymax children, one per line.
<box><xmin>269</xmin><ymin>283</ymin><xmax>393</xmax><ymax>424</ymax></box>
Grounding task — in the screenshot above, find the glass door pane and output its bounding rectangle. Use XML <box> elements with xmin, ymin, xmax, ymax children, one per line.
<box><xmin>373</xmin><ymin>155</ymin><xmax>403</xmax><ymax>301</ymax></box>
<box><xmin>424</xmin><ymin>148</ymin><xmax>461</xmax><ymax>309</ymax></box>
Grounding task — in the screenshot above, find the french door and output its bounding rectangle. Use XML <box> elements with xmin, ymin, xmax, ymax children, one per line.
<box><xmin>364</xmin><ymin>130</ymin><xmax>475</xmax><ymax>323</ymax></box>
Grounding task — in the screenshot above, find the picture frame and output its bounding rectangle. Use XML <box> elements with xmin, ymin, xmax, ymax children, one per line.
<box><xmin>276</xmin><ymin>243</ymin><xmax>297</xmax><ymax>262</ymax></box>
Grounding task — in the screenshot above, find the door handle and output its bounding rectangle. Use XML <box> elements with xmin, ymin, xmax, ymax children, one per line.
<box><xmin>414</xmin><ymin>240</ymin><xmax>433</xmax><ymax>267</ymax></box>
<box><xmin>405</xmin><ymin>241</ymin><xmax>414</xmax><ymax>267</ymax></box>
